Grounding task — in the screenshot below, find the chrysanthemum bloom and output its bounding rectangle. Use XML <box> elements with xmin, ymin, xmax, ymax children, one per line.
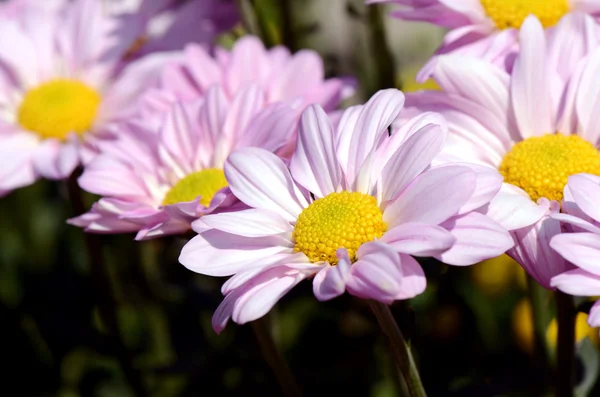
<box><xmin>106</xmin><ymin>0</ymin><xmax>238</xmax><ymax>57</ymax></box>
<box><xmin>403</xmin><ymin>15</ymin><xmax>600</xmax><ymax>288</ymax></box>
<box><xmin>159</xmin><ymin>35</ymin><xmax>354</xmax><ymax>109</ymax></box>
<box><xmin>0</xmin><ymin>0</ymin><xmax>178</xmax><ymax>196</ymax></box>
<box><xmin>369</xmin><ymin>0</ymin><xmax>600</xmax><ymax>81</ymax></box>
<box><xmin>179</xmin><ymin>89</ymin><xmax>513</xmax><ymax>333</ymax></box>
<box><xmin>550</xmin><ymin>174</ymin><xmax>600</xmax><ymax>331</ymax></box>
<box><xmin>69</xmin><ymin>85</ymin><xmax>299</xmax><ymax>240</ymax></box>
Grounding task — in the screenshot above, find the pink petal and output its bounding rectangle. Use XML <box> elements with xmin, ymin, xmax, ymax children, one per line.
<box><xmin>380</xmin><ymin>123</ymin><xmax>447</xmax><ymax>203</ymax></box>
<box><xmin>201</xmin><ymin>209</ymin><xmax>293</xmax><ymax>237</ymax></box>
<box><xmin>434</xmin><ymin>55</ymin><xmax>510</xmax><ymax>123</ymax></box>
<box><xmin>224</xmin><ymin>147</ymin><xmax>308</xmax><ymax>222</ymax></box>
<box><xmin>290</xmin><ymin>104</ymin><xmax>342</xmax><ymax>198</ymax></box>
<box><xmin>336</xmin><ymin>89</ymin><xmax>405</xmax><ymax>184</ymax></box>
<box><xmin>346</xmin><ymin>241</ymin><xmax>403</xmax><ymax>304</ymax></box>
<box><xmin>212</xmin><ymin>266</ymin><xmax>308</xmax><ymax>333</ymax></box>
<box><xmin>394</xmin><ymin>254</ymin><xmax>427</xmax><ymax>300</ymax></box>
<box><xmin>483</xmin><ymin>183</ymin><xmax>548</xmax><ymax>230</ymax></box>
<box><xmin>551</xmin><ymin>269</ymin><xmax>600</xmax><ymax>297</ymax></box>
<box><xmin>184</xmin><ymin>43</ymin><xmax>222</xmax><ymax>92</ymax></box>
<box><xmin>438</xmin><ymin>212</ymin><xmax>513</xmax><ymax>266</ymax></box>
<box><xmin>226</xmin><ymin>36</ymin><xmax>270</xmax><ymax>94</ymax></box>
<box><xmin>575</xmin><ymin>48</ymin><xmax>600</xmax><ymax>145</ymax></box>
<box><xmin>383</xmin><ymin>166</ymin><xmax>475</xmax><ymax>227</ymax></box>
<box><xmin>32</xmin><ymin>138</ymin><xmax>80</xmax><ymax>180</ymax></box>
<box><xmin>509</xmin><ymin>214</ymin><xmax>569</xmax><ymax>289</ymax></box>
<box><xmin>381</xmin><ymin>222</ymin><xmax>456</xmax><ymax>257</ymax></box>
<box><xmin>550</xmin><ymin>233</ymin><xmax>600</xmax><ymax>277</ymax></box>
<box><xmin>179</xmin><ymin>229</ymin><xmax>294</xmax><ymax>276</ymax></box>
<box><xmin>511</xmin><ymin>16</ymin><xmax>553</xmax><ymax>138</ymax></box>
<box><xmin>567</xmin><ymin>174</ymin><xmax>600</xmax><ymax>223</ymax></box>
<box><xmin>312</xmin><ymin>249</ymin><xmax>352</xmax><ymax>301</ymax></box>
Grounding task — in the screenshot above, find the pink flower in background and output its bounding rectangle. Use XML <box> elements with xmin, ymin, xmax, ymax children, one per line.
<box><xmin>159</xmin><ymin>35</ymin><xmax>355</xmax><ymax>110</ymax></box>
<box><xmin>0</xmin><ymin>0</ymin><xmax>179</xmax><ymax>196</ymax></box>
<box><xmin>370</xmin><ymin>0</ymin><xmax>600</xmax><ymax>81</ymax></box>
<box><xmin>550</xmin><ymin>174</ymin><xmax>600</xmax><ymax>331</ymax></box>
<box><xmin>403</xmin><ymin>15</ymin><xmax>600</xmax><ymax>288</ymax></box>
<box><xmin>179</xmin><ymin>89</ymin><xmax>512</xmax><ymax>333</ymax></box>
<box><xmin>106</xmin><ymin>0</ymin><xmax>238</xmax><ymax>57</ymax></box>
<box><xmin>69</xmin><ymin>85</ymin><xmax>299</xmax><ymax>240</ymax></box>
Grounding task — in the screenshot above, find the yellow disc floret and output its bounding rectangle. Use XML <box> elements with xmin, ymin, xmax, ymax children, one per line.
<box><xmin>499</xmin><ymin>134</ymin><xmax>600</xmax><ymax>202</ymax></box>
<box><xmin>293</xmin><ymin>191</ymin><xmax>387</xmax><ymax>264</ymax></box>
<box><xmin>162</xmin><ymin>168</ymin><xmax>228</xmax><ymax>207</ymax></box>
<box><xmin>480</xmin><ymin>0</ymin><xmax>569</xmax><ymax>30</ymax></box>
<box><xmin>18</xmin><ymin>79</ymin><xmax>101</xmax><ymax>140</ymax></box>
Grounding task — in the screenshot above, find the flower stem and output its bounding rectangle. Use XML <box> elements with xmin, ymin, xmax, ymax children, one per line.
<box><xmin>251</xmin><ymin>316</ymin><xmax>303</xmax><ymax>397</ymax></box>
<box><xmin>526</xmin><ymin>276</ymin><xmax>551</xmax><ymax>380</ymax></box>
<box><xmin>67</xmin><ymin>172</ymin><xmax>147</xmax><ymax>397</ymax></box>
<box><xmin>369</xmin><ymin>301</ymin><xmax>427</xmax><ymax>397</ymax></box>
<box><xmin>555</xmin><ymin>290</ymin><xmax>576</xmax><ymax>397</ymax></box>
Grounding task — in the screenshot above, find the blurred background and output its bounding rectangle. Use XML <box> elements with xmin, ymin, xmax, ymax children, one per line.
<box><xmin>1</xmin><ymin>0</ymin><xmax>599</xmax><ymax>396</ymax></box>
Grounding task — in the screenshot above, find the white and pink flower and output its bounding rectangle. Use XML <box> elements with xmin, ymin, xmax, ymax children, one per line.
<box><xmin>179</xmin><ymin>89</ymin><xmax>512</xmax><ymax>333</ymax></box>
<box><xmin>69</xmin><ymin>85</ymin><xmax>299</xmax><ymax>240</ymax></box>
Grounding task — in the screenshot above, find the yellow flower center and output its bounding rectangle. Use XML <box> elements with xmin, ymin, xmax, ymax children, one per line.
<box><xmin>293</xmin><ymin>191</ymin><xmax>387</xmax><ymax>264</ymax></box>
<box><xmin>499</xmin><ymin>134</ymin><xmax>600</xmax><ymax>202</ymax></box>
<box><xmin>480</xmin><ymin>0</ymin><xmax>569</xmax><ymax>29</ymax></box>
<box><xmin>17</xmin><ymin>79</ymin><xmax>101</xmax><ymax>140</ymax></box>
<box><xmin>162</xmin><ymin>168</ymin><xmax>228</xmax><ymax>207</ymax></box>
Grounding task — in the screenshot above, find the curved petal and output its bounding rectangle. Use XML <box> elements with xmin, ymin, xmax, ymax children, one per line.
<box><xmin>380</xmin><ymin>123</ymin><xmax>447</xmax><ymax>203</ymax></box>
<box><xmin>201</xmin><ymin>209</ymin><xmax>293</xmax><ymax>237</ymax></box>
<box><xmin>345</xmin><ymin>241</ymin><xmax>403</xmax><ymax>304</ymax></box>
<box><xmin>179</xmin><ymin>229</ymin><xmax>294</xmax><ymax>276</ymax></box>
<box><xmin>482</xmin><ymin>183</ymin><xmax>548</xmax><ymax>230</ymax></box>
<box><xmin>225</xmin><ymin>147</ymin><xmax>308</xmax><ymax>222</ymax></box>
<box><xmin>290</xmin><ymin>104</ymin><xmax>342</xmax><ymax>198</ymax></box>
<box><xmin>511</xmin><ymin>16</ymin><xmax>553</xmax><ymax>138</ymax></box>
<box><xmin>383</xmin><ymin>166</ymin><xmax>476</xmax><ymax>227</ymax></box>
<box><xmin>381</xmin><ymin>222</ymin><xmax>456</xmax><ymax>257</ymax></box>
<box><xmin>550</xmin><ymin>233</ymin><xmax>600</xmax><ymax>277</ymax></box>
<box><xmin>312</xmin><ymin>249</ymin><xmax>352</xmax><ymax>301</ymax></box>
<box><xmin>438</xmin><ymin>212</ymin><xmax>513</xmax><ymax>266</ymax></box>
<box><xmin>551</xmin><ymin>269</ymin><xmax>600</xmax><ymax>297</ymax></box>
<box><xmin>567</xmin><ymin>174</ymin><xmax>600</xmax><ymax>223</ymax></box>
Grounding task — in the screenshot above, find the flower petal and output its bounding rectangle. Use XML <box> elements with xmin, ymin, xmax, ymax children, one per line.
<box><xmin>551</xmin><ymin>269</ymin><xmax>600</xmax><ymax>297</ymax></box>
<box><xmin>225</xmin><ymin>147</ymin><xmax>308</xmax><ymax>222</ymax></box>
<box><xmin>383</xmin><ymin>166</ymin><xmax>475</xmax><ymax>227</ymax></box>
<box><xmin>312</xmin><ymin>248</ymin><xmax>352</xmax><ymax>301</ymax></box>
<box><xmin>381</xmin><ymin>222</ymin><xmax>456</xmax><ymax>257</ymax></box>
<box><xmin>550</xmin><ymin>233</ymin><xmax>600</xmax><ymax>277</ymax></box>
<box><xmin>201</xmin><ymin>209</ymin><xmax>293</xmax><ymax>237</ymax></box>
<box><xmin>438</xmin><ymin>212</ymin><xmax>513</xmax><ymax>266</ymax></box>
<box><xmin>290</xmin><ymin>104</ymin><xmax>342</xmax><ymax>198</ymax></box>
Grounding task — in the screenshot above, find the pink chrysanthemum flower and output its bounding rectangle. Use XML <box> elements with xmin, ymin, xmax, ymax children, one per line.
<box><xmin>106</xmin><ymin>0</ymin><xmax>238</xmax><ymax>56</ymax></box>
<box><xmin>179</xmin><ymin>89</ymin><xmax>512</xmax><ymax>333</ymax></box>
<box><xmin>158</xmin><ymin>35</ymin><xmax>354</xmax><ymax>109</ymax></box>
<box><xmin>0</xmin><ymin>0</ymin><xmax>178</xmax><ymax>196</ymax></box>
<box><xmin>370</xmin><ymin>0</ymin><xmax>600</xmax><ymax>81</ymax></box>
<box><xmin>69</xmin><ymin>85</ymin><xmax>299</xmax><ymax>240</ymax></box>
<box><xmin>551</xmin><ymin>174</ymin><xmax>600</xmax><ymax>330</ymax></box>
<box><xmin>403</xmin><ymin>15</ymin><xmax>600</xmax><ymax>288</ymax></box>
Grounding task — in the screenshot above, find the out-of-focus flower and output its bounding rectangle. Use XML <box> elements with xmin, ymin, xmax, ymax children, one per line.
<box><xmin>369</xmin><ymin>0</ymin><xmax>600</xmax><ymax>81</ymax></box>
<box><xmin>512</xmin><ymin>298</ymin><xmax>534</xmax><ymax>352</ymax></box>
<box><xmin>179</xmin><ymin>89</ymin><xmax>512</xmax><ymax>333</ymax></box>
<box><xmin>0</xmin><ymin>0</ymin><xmax>178</xmax><ymax>196</ymax></box>
<box><xmin>104</xmin><ymin>0</ymin><xmax>238</xmax><ymax>57</ymax></box>
<box><xmin>550</xmin><ymin>174</ymin><xmax>600</xmax><ymax>331</ymax></box>
<box><xmin>403</xmin><ymin>15</ymin><xmax>600</xmax><ymax>289</ymax></box>
<box><xmin>546</xmin><ymin>310</ymin><xmax>599</xmax><ymax>347</ymax></box>
<box><xmin>0</xmin><ymin>0</ymin><xmax>65</xmax><ymax>17</ymax></box>
<box><xmin>471</xmin><ymin>254</ymin><xmax>524</xmax><ymax>295</ymax></box>
<box><xmin>158</xmin><ymin>35</ymin><xmax>355</xmax><ymax>110</ymax></box>
<box><xmin>69</xmin><ymin>85</ymin><xmax>299</xmax><ymax>240</ymax></box>
<box><xmin>399</xmin><ymin>65</ymin><xmax>440</xmax><ymax>93</ymax></box>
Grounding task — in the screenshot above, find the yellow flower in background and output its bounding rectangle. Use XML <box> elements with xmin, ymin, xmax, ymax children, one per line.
<box><xmin>398</xmin><ymin>65</ymin><xmax>440</xmax><ymax>93</ymax></box>
<box><xmin>513</xmin><ymin>299</ymin><xmax>534</xmax><ymax>352</ymax></box>
<box><xmin>472</xmin><ymin>255</ymin><xmax>526</xmax><ymax>296</ymax></box>
<box><xmin>546</xmin><ymin>312</ymin><xmax>600</xmax><ymax>348</ymax></box>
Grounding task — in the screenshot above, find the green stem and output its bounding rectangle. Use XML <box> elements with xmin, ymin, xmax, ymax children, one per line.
<box><xmin>555</xmin><ymin>291</ymin><xmax>576</xmax><ymax>397</ymax></box>
<box><xmin>369</xmin><ymin>301</ymin><xmax>427</xmax><ymax>397</ymax></box>
<box><xmin>366</xmin><ymin>4</ymin><xmax>396</xmax><ymax>95</ymax></box>
<box><xmin>251</xmin><ymin>316</ymin><xmax>303</xmax><ymax>397</ymax></box>
<box><xmin>526</xmin><ymin>276</ymin><xmax>551</xmax><ymax>377</ymax></box>
<box><xmin>67</xmin><ymin>172</ymin><xmax>147</xmax><ymax>397</ymax></box>
<box><xmin>236</xmin><ymin>0</ymin><xmax>262</xmax><ymax>37</ymax></box>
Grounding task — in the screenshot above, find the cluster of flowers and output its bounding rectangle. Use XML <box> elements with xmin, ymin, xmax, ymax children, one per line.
<box><xmin>4</xmin><ymin>0</ymin><xmax>600</xmax><ymax>336</ymax></box>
